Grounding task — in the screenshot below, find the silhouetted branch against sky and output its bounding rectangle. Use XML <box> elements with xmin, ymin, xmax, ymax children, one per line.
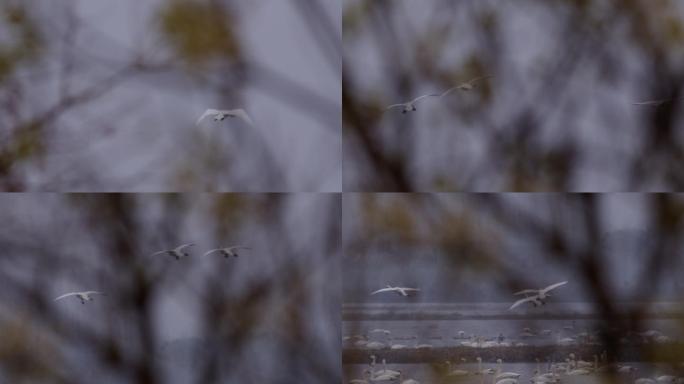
<box><xmin>0</xmin><ymin>193</ymin><xmax>340</xmax><ymax>383</ymax></box>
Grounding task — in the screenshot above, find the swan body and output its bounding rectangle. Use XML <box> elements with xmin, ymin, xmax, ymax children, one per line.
<box><xmin>385</xmin><ymin>94</ymin><xmax>440</xmax><ymax>114</ymax></box>
<box><xmin>54</xmin><ymin>291</ymin><xmax>105</xmax><ymax>304</ymax></box>
<box><xmin>440</xmin><ymin>76</ymin><xmax>493</xmax><ymax>96</ymax></box>
<box><xmin>445</xmin><ymin>361</ymin><xmax>469</xmax><ymax>376</ymax></box>
<box><xmin>196</xmin><ymin>108</ymin><xmax>254</xmax><ymax>126</ymax></box>
<box><xmin>203</xmin><ymin>246</ymin><xmax>250</xmax><ymax>258</ymax></box>
<box><xmin>495</xmin><ymin>379</ymin><xmax>518</xmax><ymax>384</ymax></box>
<box><xmin>152</xmin><ymin>243</ymin><xmax>195</xmax><ymax>260</ymax></box>
<box><xmin>514</xmin><ymin>281</ymin><xmax>567</xmax><ymax>301</ymax></box>
<box><xmin>371</xmin><ymin>285</ymin><xmax>420</xmax><ymax>297</ymax></box>
<box><xmin>509</xmin><ymin>295</ymin><xmax>543</xmax><ymax>310</ymax></box>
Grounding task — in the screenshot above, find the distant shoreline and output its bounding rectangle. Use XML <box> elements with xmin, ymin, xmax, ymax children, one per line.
<box><xmin>342</xmin><ymin>312</ymin><xmax>684</xmax><ymax>321</ymax></box>
<box><xmin>342</xmin><ymin>344</ymin><xmax>684</xmax><ymax>364</ymax></box>
<box><xmin>342</xmin><ymin>302</ymin><xmax>684</xmax><ymax>321</ymax></box>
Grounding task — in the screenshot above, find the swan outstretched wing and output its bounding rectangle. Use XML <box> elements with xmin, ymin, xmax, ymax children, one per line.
<box><xmin>633</xmin><ymin>100</ymin><xmax>668</xmax><ymax>106</ymax></box>
<box><xmin>54</xmin><ymin>292</ymin><xmax>80</xmax><ymax>301</ymax></box>
<box><xmin>440</xmin><ymin>86</ymin><xmax>460</xmax><ymax>97</ymax></box>
<box><xmin>509</xmin><ymin>296</ymin><xmax>538</xmax><ymax>310</ymax></box>
<box><xmin>196</xmin><ymin>109</ymin><xmax>219</xmax><ymax>125</ymax></box>
<box><xmin>203</xmin><ymin>248</ymin><xmax>223</xmax><ymax>257</ymax></box>
<box><xmin>411</xmin><ymin>94</ymin><xmax>441</xmax><ymax>104</ymax></box>
<box><xmin>467</xmin><ymin>75</ymin><xmax>493</xmax><ymax>85</ymax></box>
<box><xmin>513</xmin><ymin>289</ymin><xmax>538</xmax><ymax>296</ymax></box>
<box><xmin>83</xmin><ymin>291</ymin><xmax>104</xmax><ymax>296</ymax></box>
<box><xmin>385</xmin><ymin>104</ymin><xmax>406</xmax><ymax>111</ymax></box>
<box><xmin>227</xmin><ymin>246</ymin><xmax>250</xmax><ymax>251</ymax></box>
<box><xmin>541</xmin><ymin>281</ymin><xmax>567</xmax><ymax>294</ymax></box>
<box><xmin>371</xmin><ymin>287</ymin><xmax>396</xmax><ymax>295</ymax></box>
<box><xmin>151</xmin><ymin>249</ymin><xmax>170</xmax><ymax>257</ymax></box>
<box><xmin>174</xmin><ymin>243</ymin><xmax>195</xmax><ymax>253</ymax></box>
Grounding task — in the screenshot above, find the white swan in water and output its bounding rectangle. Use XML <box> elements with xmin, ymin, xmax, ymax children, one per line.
<box><xmin>369</xmin><ymin>329</ymin><xmax>391</xmax><ymax>335</ymax></box>
<box><xmin>445</xmin><ymin>361</ymin><xmax>470</xmax><ymax>376</ymax></box>
<box><xmin>371</xmin><ymin>285</ymin><xmax>420</xmax><ymax>297</ymax></box>
<box><xmin>349</xmin><ymin>369</ymin><xmax>372</xmax><ymax>384</ymax></box>
<box><xmin>495</xmin><ymin>359</ymin><xmax>521</xmax><ymax>380</ymax></box>
<box><xmin>377</xmin><ymin>359</ymin><xmax>400</xmax><ymax>378</ymax></box>
<box><xmin>397</xmin><ymin>371</ymin><xmax>421</xmax><ymax>384</ymax></box>
<box><xmin>54</xmin><ymin>291</ymin><xmax>105</xmax><ymax>304</ymax></box>
<box><xmin>365</xmin><ymin>341</ymin><xmax>386</xmax><ymax>350</ymax></box>
<box><xmin>495</xmin><ymin>379</ymin><xmax>518</xmax><ymax>384</ymax></box>
<box><xmin>152</xmin><ymin>243</ymin><xmax>195</xmax><ymax>260</ymax></box>
<box><xmin>617</xmin><ymin>366</ymin><xmax>637</xmax><ymax>373</ymax></box>
<box><xmin>474</xmin><ymin>357</ymin><xmax>496</xmax><ymax>375</ymax></box>
<box><xmin>368</xmin><ymin>356</ymin><xmax>400</xmax><ymax>380</ymax></box>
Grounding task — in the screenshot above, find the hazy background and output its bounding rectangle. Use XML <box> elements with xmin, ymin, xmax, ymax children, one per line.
<box><xmin>344</xmin><ymin>0</ymin><xmax>684</xmax><ymax>191</ymax></box>
<box><xmin>0</xmin><ymin>193</ymin><xmax>340</xmax><ymax>383</ymax></box>
<box><xmin>0</xmin><ymin>0</ymin><xmax>341</xmax><ymax>191</ymax></box>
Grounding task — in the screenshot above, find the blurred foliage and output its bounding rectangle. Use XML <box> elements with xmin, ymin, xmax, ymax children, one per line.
<box><xmin>158</xmin><ymin>0</ymin><xmax>242</xmax><ymax>68</ymax></box>
<box><xmin>360</xmin><ymin>194</ymin><xmax>419</xmax><ymax>243</ymax></box>
<box><xmin>0</xmin><ymin>3</ymin><xmax>43</xmax><ymax>83</ymax></box>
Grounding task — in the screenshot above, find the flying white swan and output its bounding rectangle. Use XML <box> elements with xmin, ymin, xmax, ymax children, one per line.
<box><xmin>196</xmin><ymin>108</ymin><xmax>254</xmax><ymax>126</ymax></box>
<box><xmin>152</xmin><ymin>243</ymin><xmax>195</xmax><ymax>260</ymax></box>
<box><xmin>441</xmin><ymin>76</ymin><xmax>493</xmax><ymax>96</ymax></box>
<box><xmin>54</xmin><ymin>291</ymin><xmax>105</xmax><ymax>304</ymax></box>
<box><xmin>632</xmin><ymin>99</ymin><xmax>680</xmax><ymax>107</ymax></box>
<box><xmin>385</xmin><ymin>94</ymin><xmax>441</xmax><ymax>114</ymax></box>
<box><xmin>514</xmin><ymin>281</ymin><xmax>567</xmax><ymax>303</ymax></box>
<box><xmin>509</xmin><ymin>295</ymin><xmax>543</xmax><ymax>310</ymax></box>
<box><xmin>203</xmin><ymin>245</ymin><xmax>250</xmax><ymax>258</ymax></box>
<box><xmin>371</xmin><ymin>285</ymin><xmax>420</xmax><ymax>297</ymax></box>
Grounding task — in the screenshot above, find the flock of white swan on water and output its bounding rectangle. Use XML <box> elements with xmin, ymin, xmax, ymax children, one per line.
<box><xmin>53</xmin><ymin>243</ymin><xmax>250</xmax><ymax>304</ymax></box>
<box><xmin>349</xmin><ymin>281</ymin><xmax>680</xmax><ymax>383</ymax></box>
<box><xmin>349</xmin><ymin>352</ymin><xmax>684</xmax><ymax>384</ymax></box>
